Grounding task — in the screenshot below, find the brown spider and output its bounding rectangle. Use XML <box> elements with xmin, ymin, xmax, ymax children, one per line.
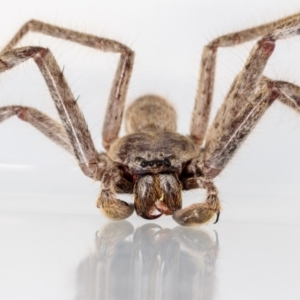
<box><xmin>0</xmin><ymin>15</ymin><xmax>300</xmax><ymax>226</ymax></box>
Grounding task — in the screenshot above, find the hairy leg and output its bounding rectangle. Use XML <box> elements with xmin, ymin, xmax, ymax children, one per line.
<box><xmin>203</xmin><ymin>14</ymin><xmax>300</xmax><ymax>177</ymax></box>
<box><xmin>0</xmin><ymin>46</ymin><xmax>102</xmax><ymax>177</ymax></box>
<box><xmin>1</xmin><ymin>20</ymin><xmax>135</xmax><ymax>149</ymax></box>
<box><xmin>0</xmin><ymin>105</ymin><xmax>73</xmax><ymax>154</ymax></box>
<box><xmin>190</xmin><ymin>12</ymin><xmax>300</xmax><ymax>146</ymax></box>
<box><xmin>177</xmin><ymin>14</ymin><xmax>300</xmax><ymax>225</ymax></box>
<box><xmin>173</xmin><ymin>176</ymin><xmax>220</xmax><ymax>227</ymax></box>
<box><xmin>97</xmin><ymin>167</ymin><xmax>134</xmax><ymax>220</ymax></box>
<box><xmin>275</xmin><ymin>79</ymin><xmax>300</xmax><ymax>110</ymax></box>
<box><xmin>175</xmin><ymin>38</ymin><xmax>278</xmax><ymax>225</ymax></box>
<box><xmin>177</xmin><ymin>78</ymin><xmax>300</xmax><ymax>226</ymax></box>
<box><xmin>0</xmin><ymin>46</ymin><xmax>134</xmax><ymax>219</ymax></box>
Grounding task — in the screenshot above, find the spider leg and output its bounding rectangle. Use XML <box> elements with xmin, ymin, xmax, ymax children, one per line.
<box><xmin>202</xmin><ymin>16</ymin><xmax>300</xmax><ymax>177</ymax></box>
<box><xmin>0</xmin><ymin>46</ymin><xmax>134</xmax><ymax>219</ymax></box>
<box><xmin>177</xmin><ymin>16</ymin><xmax>300</xmax><ymax>226</ymax></box>
<box><xmin>0</xmin><ymin>46</ymin><xmax>102</xmax><ymax>178</ymax></box>
<box><xmin>0</xmin><ymin>105</ymin><xmax>73</xmax><ymax>154</ymax></box>
<box><xmin>190</xmin><ymin>12</ymin><xmax>300</xmax><ymax>146</ymax></box>
<box><xmin>275</xmin><ymin>80</ymin><xmax>300</xmax><ymax>111</ymax></box>
<box><xmin>175</xmin><ymin>77</ymin><xmax>300</xmax><ymax>226</ymax></box>
<box><xmin>173</xmin><ymin>177</ymin><xmax>221</xmax><ymax>227</ymax></box>
<box><xmin>97</xmin><ymin>168</ymin><xmax>134</xmax><ymax>220</ymax></box>
<box><xmin>1</xmin><ymin>20</ymin><xmax>135</xmax><ymax>150</ymax></box>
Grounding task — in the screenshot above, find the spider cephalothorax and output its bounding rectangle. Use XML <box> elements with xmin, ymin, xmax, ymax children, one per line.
<box><xmin>108</xmin><ymin>125</ymin><xmax>200</xmax><ymax>219</ymax></box>
<box><xmin>1</xmin><ymin>15</ymin><xmax>300</xmax><ymax>226</ymax></box>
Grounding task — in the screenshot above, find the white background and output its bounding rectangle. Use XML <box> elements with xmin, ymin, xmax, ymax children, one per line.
<box><xmin>1</xmin><ymin>0</ymin><xmax>300</xmax><ymax>299</ymax></box>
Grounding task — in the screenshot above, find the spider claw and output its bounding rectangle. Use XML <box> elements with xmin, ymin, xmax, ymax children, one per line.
<box><xmin>139</xmin><ymin>205</ymin><xmax>162</xmax><ymax>220</ymax></box>
<box><xmin>154</xmin><ymin>200</ymin><xmax>173</xmax><ymax>215</ymax></box>
<box><xmin>213</xmin><ymin>212</ymin><xmax>220</xmax><ymax>224</ymax></box>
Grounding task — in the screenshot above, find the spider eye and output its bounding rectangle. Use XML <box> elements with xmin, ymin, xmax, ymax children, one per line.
<box><xmin>140</xmin><ymin>160</ymin><xmax>148</xmax><ymax>168</ymax></box>
<box><xmin>156</xmin><ymin>160</ymin><xmax>163</xmax><ymax>167</ymax></box>
<box><xmin>149</xmin><ymin>161</ymin><xmax>155</xmax><ymax>167</ymax></box>
<box><xmin>163</xmin><ymin>158</ymin><xmax>171</xmax><ymax>167</ymax></box>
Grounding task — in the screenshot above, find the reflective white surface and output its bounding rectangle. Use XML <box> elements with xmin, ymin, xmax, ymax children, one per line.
<box><xmin>1</xmin><ymin>0</ymin><xmax>300</xmax><ymax>299</ymax></box>
<box><xmin>1</xmin><ymin>167</ymin><xmax>300</xmax><ymax>300</ymax></box>
<box><xmin>1</xmin><ymin>189</ymin><xmax>300</xmax><ymax>300</ymax></box>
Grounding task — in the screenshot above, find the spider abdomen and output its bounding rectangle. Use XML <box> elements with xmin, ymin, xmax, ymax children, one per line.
<box><xmin>125</xmin><ymin>94</ymin><xmax>177</xmax><ymax>134</ymax></box>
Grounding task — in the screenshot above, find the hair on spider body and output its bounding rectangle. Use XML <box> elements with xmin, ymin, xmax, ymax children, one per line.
<box><xmin>1</xmin><ymin>15</ymin><xmax>300</xmax><ymax>225</ymax></box>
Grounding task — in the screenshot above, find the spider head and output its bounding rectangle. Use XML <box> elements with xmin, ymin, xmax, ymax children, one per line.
<box><xmin>133</xmin><ymin>173</ymin><xmax>182</xmax><ymax>219</ymax></box>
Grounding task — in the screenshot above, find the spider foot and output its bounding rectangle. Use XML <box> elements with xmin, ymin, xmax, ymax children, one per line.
<box><xmin>172</xmin><ymin>203</ymin><xmax>219</xmax><ymax>227</ymax></box>
<box><xmin>97</xmin><ymin>193</ymin><xmax>134</xmax><ymax>220</ymax></box>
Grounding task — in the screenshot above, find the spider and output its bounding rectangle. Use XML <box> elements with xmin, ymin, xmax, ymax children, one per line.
<box><xmin>0</xmin><ymin>15</ymin><xmax>300</xmax><ymax>226</ymax></box>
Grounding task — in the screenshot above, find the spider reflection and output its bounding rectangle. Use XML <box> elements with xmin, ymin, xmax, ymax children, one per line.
<box><xmin>76</xmin><ymin>221</ymin><xmax>219</xmax><ymax>300</ymax></box>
